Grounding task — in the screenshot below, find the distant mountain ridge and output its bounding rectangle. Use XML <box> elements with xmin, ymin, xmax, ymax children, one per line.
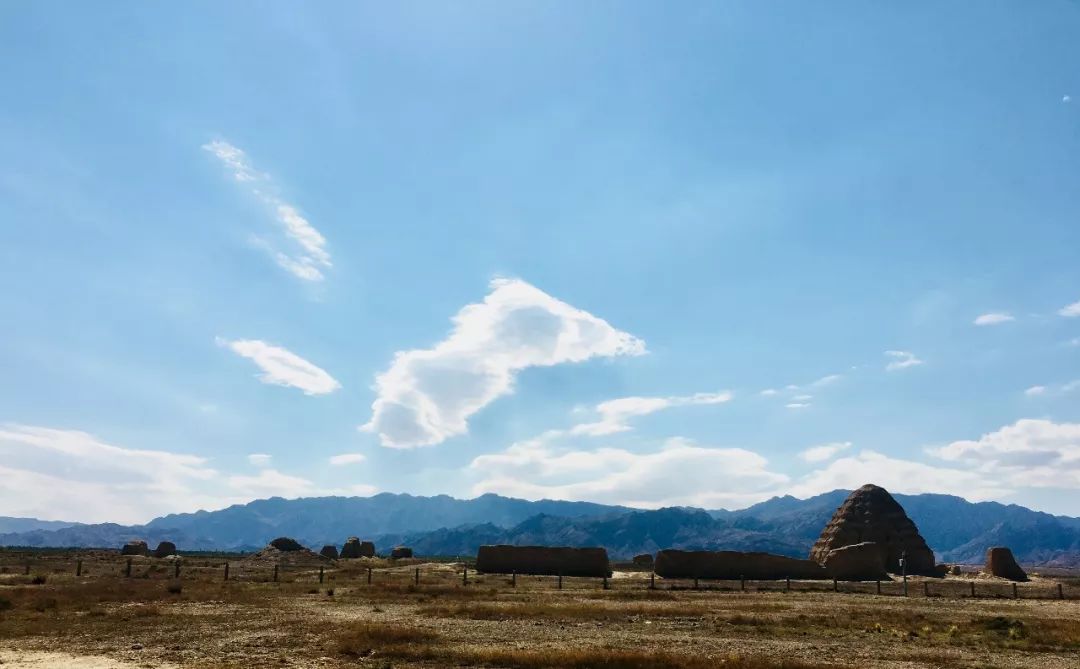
<box><xmin>1</xmin><ymin>490</ymin><xmax>1077</xmax><ymax>566</ymax></box>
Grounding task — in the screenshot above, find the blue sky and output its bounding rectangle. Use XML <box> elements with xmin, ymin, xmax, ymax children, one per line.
<box><xmin>2</xmin><ymin>2</ymin><xmax>1079</xmax><ymax>523</ymax></box>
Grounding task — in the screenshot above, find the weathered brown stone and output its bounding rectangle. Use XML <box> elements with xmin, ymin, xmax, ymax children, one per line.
<box><xmin>340</xmin><ymin>537</ymin><xmax>375</xmax><ymax>558</ymax></box>
<box><xmin>476</xmin><ymin>545</ymin><xmax>611</xmax><ymax>577</ymax></box>
<box><xmin>822</xmin><ymin>542</ymin><xmax>887</xmax><ymax>581</ymax></box>
<box><xmin>809</xmin><ymin>484</ymin><xmax>936</xmax><ymax>575</ymax></box>
<box><xmin>653</xmin><ymin>550</ymin><xmax>827</xmax><ymax>580</ymax></box>
<box><xmin>268</xmin><ymin>537</ymin><xmax>304</xmax><ymax>552</ymax></box>
<box><xmin>120</xmin><ymin>540</ymin><xmax>149</xmax><ymax>557</ymax></box>
<box><xmin>390</xmin><ymin>546</ymin><xmax>413</xmax><ymax>559</ymax></box>
<box><xmin>985</xmin><ymin>546</ymin><xmax>1027</xmax><ymax>581</ymax></box>
<box><xmin>319</xmin><ymin>545</ymin><xmax>339</xmax><ymax>560</ymax></box>
<box><xmin>632</xmin><ymin>553</ymin><xmax>654</xmax><ymax>567</ymax></box>
<box><xmin>153</xmin><ymin>541</ymin><xmax>177</xmax><ymax>558</ymax></box>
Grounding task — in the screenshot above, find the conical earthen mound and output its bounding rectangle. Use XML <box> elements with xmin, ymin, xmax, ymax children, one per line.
<box><xmin>809</xmin><ymin>484</ymin><xmax>936</xmax><ymax>575</ymax></box>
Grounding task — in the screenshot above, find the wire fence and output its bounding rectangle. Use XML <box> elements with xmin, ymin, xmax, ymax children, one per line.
<box><xmin>0</xmin><ymin>552</ymin><xmax>1074</xmax><ymax>601</ymax></box>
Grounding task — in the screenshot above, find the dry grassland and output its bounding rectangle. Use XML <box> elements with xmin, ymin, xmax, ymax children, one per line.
<box><xmin>0</xmin><ymin>551</ymin><xmax>1077</xmax><ymax>668</ymax></box>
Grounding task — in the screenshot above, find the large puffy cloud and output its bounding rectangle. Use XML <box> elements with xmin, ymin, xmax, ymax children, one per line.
<box><xmin>362</xmin><ymin>278</ymin><xmax>645</xmax><ymax>448</ymax></box>
<box><xmin>470</xmin><ymin>437</ymin><xmax>788</xmax><ymax>509</ymax></box>
<box><xmin>219</xmin><ymin>338</ymin><xmax>341</xmax><ymax>395</ymax></box>
<box><xmin>0</xmin><ymin>424</ymin><xmax>218</xmax><ymax>523</ymax></box>
<box><xmin>203</xmin><ymin>139</ymin><xmax>331</xmax><ymax>281</ymax></box>
<box><xmin>569</xmin><ymin>392</ymin><xmax>732</xmax><ymax>437</ymax></box>
<box><xmin>928</xmin><ymin>419</ymin><xmax>1080</xmax><ymax>488</ymax></box>
<box><xmin>0</xmin><ymin>424</ymin><xmax>377</xmax><ymax>523</ymax></box>
<box><xmin>788</xmin><ymin>450</ymin><xmax>1009</xmax><ymax>501</ymax></box>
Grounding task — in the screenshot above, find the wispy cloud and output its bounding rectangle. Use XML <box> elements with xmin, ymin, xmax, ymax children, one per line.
<box><xmin>1059</xmin><ymin>299</ymin><xmax>1080</xmax><ymax>318</ymax></box>
<box><xmin>973</xmin><ymin>312</ymin><xmax>1015</xmax><ymax>326</ymax></box>
<box><xmin>218</xmin><ymin>338</ymin><xmax>341</xmax><ymax>395</ymax></box>
<box><xmin>884</xmin><ymin>350</ymin><xmax>923</xmax><ymax>371</ymax></box>
<box><xmin>785</xmin><ymin>402</ymin><xmax>811</xmax><ymax>409</ymax></box>
<box><xmin>361</xmin><ymin>278</ymin><xmax>645</xmax><ymax>448</ymax></box>
<box><xmin>329</xmin><ymin>453</ymin><xmax>367</xmax><ymax>466</ymax></box>
<box><xmin>799</xmin><ymin>441</ymin><xmax>852</xmax><ymax>462</ymax></box>
<box><xmin>1024</xmin><ymin>385</ymin><xmax>1047</xmax><ymax>397</ymax></box>
<box><xmin>203</xmin><ymin>139</ymin><xmax>331</xmax><ymax>282</ymax></box>
<box><xmin>247</xmin><ymin>453</ymin><xmax>272</xmax><ymax>467</ymax></box>
<box><xmin>1024</xmin><ymin>380</ymin><xmax>1079</xmax><ymax>398</ymax></box>
<box><xmin>569</xmin><ymin>392</ymin><xmax>732</xmax><ymax>437</ymax></box>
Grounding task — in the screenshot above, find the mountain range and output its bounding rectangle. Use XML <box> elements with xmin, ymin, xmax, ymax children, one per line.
<box><xmin>2</xmin><ymin>490</ymin><xmax>1078</xmax><ymax>566</ymax></box>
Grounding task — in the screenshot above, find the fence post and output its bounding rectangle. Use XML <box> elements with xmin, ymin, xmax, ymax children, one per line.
<box><xmin>740</xmin><ymin>575</ymin><xmax>745</xmax><ymax>592</ymax></box>
<box><xmin>693</xmin><ymin>576</ymin><xmax>699</xmax><ymax>591</ymax></box>
<box><xmin>319</xmin><ymin>566</ymin><xmax>325</xmax><ymax>584</ymax></box>
<box><xmin>273</xmin><ymin>565</ymin><xmax>279</xmax><ymax>582</ymax></box>
<box><xmin>125</xmin><ymin>559</ymin><xmax>132</xmax><ymax>578</ymax></box>
<box><xmin>970</xmin><ymin>581</ymin><xmax>975</xmax><ymax>598</ymax></box>
<box><xmin>558</xmin><ymin>572</ymin><xmax>563</xmax><ymax>590</ymax></box>
<box><xmin>876</xmin><ymin>580</ymin><xmax>881</xmax><ymax>595</ymax></box>
<box><xmin>462</xmin><ymin>566</ymin><xmax>467</xmax><ymax>586</ymax></box>
<box><xmin>76</xmin><ymin>559</ymin><xmax>82</xmax><ymax>577</ymax></box>
<box><xmin>224</xmin><ymin>562</ymin><xmax>230</xmax><ymax>581</ymax></box>
<box><xmin>415</xmin><ymin>567</ymin><xmax>419</xmax><ymax>586</ymax></box>
<box><xmin>175</xmin><ymin>561</ymin><xmax>181</xmax><ymax>579</ymax></box>
<box><xmin>603</xmin><ymin>574</ymin><xmax>609</xmax><ymax>590</ymax></box>
<box><xmin>903</xmin><ymin>574</ymin><xmax>908</xmax><ymax>597</ymax></box>
<box><xmin>512</xmin><ymin>571</ymin><xmax>517</xmax><ymax>588</ymax></box>
<box><xmin>650</xmin><ymin>571</ymin><xmax>655</xmax><ymax>590</ymax></box>
<box><xmin>833</xmin><ymin>578</ymin><xmax>838</xmax><ymax>593</ymax></box>
<box><xmin>785</xmin><ymin>577</ymin><xmax>791</xmax><ymax>592</ymax></box>
<box><xmin>924</xmin><ymin>582</ymin><xmax>929</xmax><ymax>597</ymax></box>
<box><xmin>1059</xmin><ymin>583</ymin><xmax>1065</xmax><ymax>600</ymax></box>
<box><xmin>367</xmin><ymin>567</ymin><xmax>372</xmax><ymax>585</ymax></box>
<box><xmin>1012</xmin><ymin>583</ymin><xmax>1018</xmax><ymax>599</ymax></box>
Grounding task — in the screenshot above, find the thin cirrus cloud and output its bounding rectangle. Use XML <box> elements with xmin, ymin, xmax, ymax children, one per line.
<box><xmin>361</xmin><ymin>278</ymin><xmax>646</xmax><ymax>449</ymax></box>
<box><xmin>973</xmin><ymin>312</ymin><xmax>1015</xmax><ymax>326</ymax></box>
<box><xmin>218</xmin><ymin>338</ymin><xmax>341</xmax><ymax>396</ymax></box>
<box><xmin>569</xmin><ymin>392</ymin><xmax>732</xmax><ymax>437</ymax></box>
<box><xmin>799</xmin><ymin>441</ymin><xmax>853</xmax><ymax>463</ymax></box>
<box><xmin>329</xmin><ymin>453</ymin><xmax>367</xmax><ymax>466</ymax></box>
<box><xmin>884</xmin><ymin>350</ymin><xmax>923</xmax><ymax>371</ymax></box>
<box><xmin>247</xmin><ymin>453</ymin><xmax>272</xmax><ymax>468</ymax></box>
<box><xmin>202</xmin><ymin>139</ymin><xmax>331</xmax><ymax>282</ymax></box>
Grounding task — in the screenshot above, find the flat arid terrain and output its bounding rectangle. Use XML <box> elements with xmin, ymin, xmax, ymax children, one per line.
<box><xmin>0</xmin><ymin>550</ymin><xmax>1078</xmax><ymax>668</ymax></box>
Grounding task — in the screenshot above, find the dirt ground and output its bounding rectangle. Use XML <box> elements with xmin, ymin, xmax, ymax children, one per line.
<box><xmin>0</xmin><ymin>551</ymin><xmax>1077</xmax><ymax>668</ymax></box>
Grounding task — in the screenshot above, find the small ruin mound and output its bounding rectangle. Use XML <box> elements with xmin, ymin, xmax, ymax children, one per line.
<box><xmin>340</xmin><ymin>537</ymin><xmax>376</xmax><ymax>559</ymax></box>
<box><xmin>153</xmin><ymin>541</ymin><xmax>177</xmax><ymax>558</ymax></box>
<box><xmin>120</xmin><ymin>540</ymin><xmax>149</xmax><ymax>557</ymax></box>
<box><xmin>268</xmin><ymin>537</ymin><xmax>305</xmax><ymax>552</ymax></box>
<box><xmin>390</xmin><ymin>546</ymin><xmax>413</xmax><ymax>559</ymax></box>
<box><xmin>985</xmin><ymin>546</ymin><xmax>1027</xmax><ymax>582</ymax></box>
<box><xmin>654</xmin><ymin>550</ymin><xmax>826</xmax><ymax>580</ymax></box>
<box><xmin>822</xmin><ymin>542</ymin><xmax>887</xmax><ymax>581</ymax></box>
<box><xmin>632</xmin><ymin>553</ymin><xmax>654</xmax><ymax>567</ymax></box>
<box><xmin>477</xmin><ymin>545</ymin><xmax>611</xmax><ymax>577</ymax></box>
<box><xmin>809</xmin><ymin>484</ymin><xmax>936</xmax><ymax>575</ymax></box>
<box><xmin>320</xmin><ymin>545</ymin><xmax>339</xmax><ymax>560</ymax></box>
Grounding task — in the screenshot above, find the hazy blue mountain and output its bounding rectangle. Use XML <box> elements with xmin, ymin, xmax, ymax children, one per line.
<box><xmin>1</xmin><ymin>490</ymin><xmax>1077</xmax><ymax>566</ymax></box>
<box><xmin>0</xmin><ymin>517</ymin><xmax>81</xmax><ymax>534</ymax></box>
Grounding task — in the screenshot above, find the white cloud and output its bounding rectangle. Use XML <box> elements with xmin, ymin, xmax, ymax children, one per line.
<box><xmin>785</xmin><ymin>402</ymin><xmax>811</xmax><ymax>409</ymax></box>
<box><xmin>1065</xmin><ymin>95</ymin><xmax>1072</xmax><ymax>103</ymax></box>
<box><xmin>788</xmin><ymin>450</ymin><xmax>1008</xmax><ymax>501</ymax></box>
<box><xmin>1024</xmin><ymin>385</ymin><xmax>1047</xmax><ymax>396</ymax></box>
<box><xmin>973</xmin><ymin>312</ymin><xmax>1015</xmax><ymax>326</ymax></box>
<box><xmin>227</xmin><ymin>468</ymin><xmax>317</xmax><ymax>498</ymax></box>
<box><xmin>799</xmin><ymin>441</ymin><xmax>852</xmax><ymax>463</ymax></box>
<box><xmin>759</xmin><ymin>388</ymin><xmax>779</xmax><ymax>396</ymax></box>
<box><xmin>884</xmin><ymin>350</ymin><xmax>923</xmax><ymax>371</ymax></box>
<box><xmin>329</xmin><ymin>453</ymin><xmax>367</xmax><ymax>466</ymax></box>
<box><xmin>247</xmin><ymin>453</ymin><xmax>272</xmax><ymax>467</ymax></box>
<box><xmin>203</xmin><ymin>139</ymin><xmax>331</xmax><ymax>282</ymax></box>
<box><xmin>361</xmin><ymin>278</ymin><xmax>645</xmax><ymax>448</ymax></box>
<box><xmin>470</xmin><ymin>437</ymin><xmax>788</xmax><ymax>509</ymax></box>
<box><xmin>928</xmin><ymin>419</ymin><xmax>1080</xmax><ymax>489</ymax></box>
<box><xmin>809</xmin><ymin>374</ymin><xmax>842</xmax><ymax>387</ymax></box>
<box><xmin>219</xmin><ymin>338</ymin><xmax>341</xmax><ymax>395</ymax></box>
<box><xmin>1024</xmin><ymin>380</ymin><xmax>1080</xmax><ymax>397</ymax></box>
<box><xmin>569</xmin><ymin>391</ymin><xmax>732</xmax><ymax>437</ymax></box>
<box><xmin>0</xmin><ymin>425</ymin><xmax>218</xmax><ymax>524</ymax></box>
<box><xmin>792</xmin><ymin>394</ymin><xmax>813</xmax><ymax>402</ymax></box>
<box><xmin>1059</xmin><ymin>300</ymin><xmax>1080</xmax><ymax>318</ymax></box>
